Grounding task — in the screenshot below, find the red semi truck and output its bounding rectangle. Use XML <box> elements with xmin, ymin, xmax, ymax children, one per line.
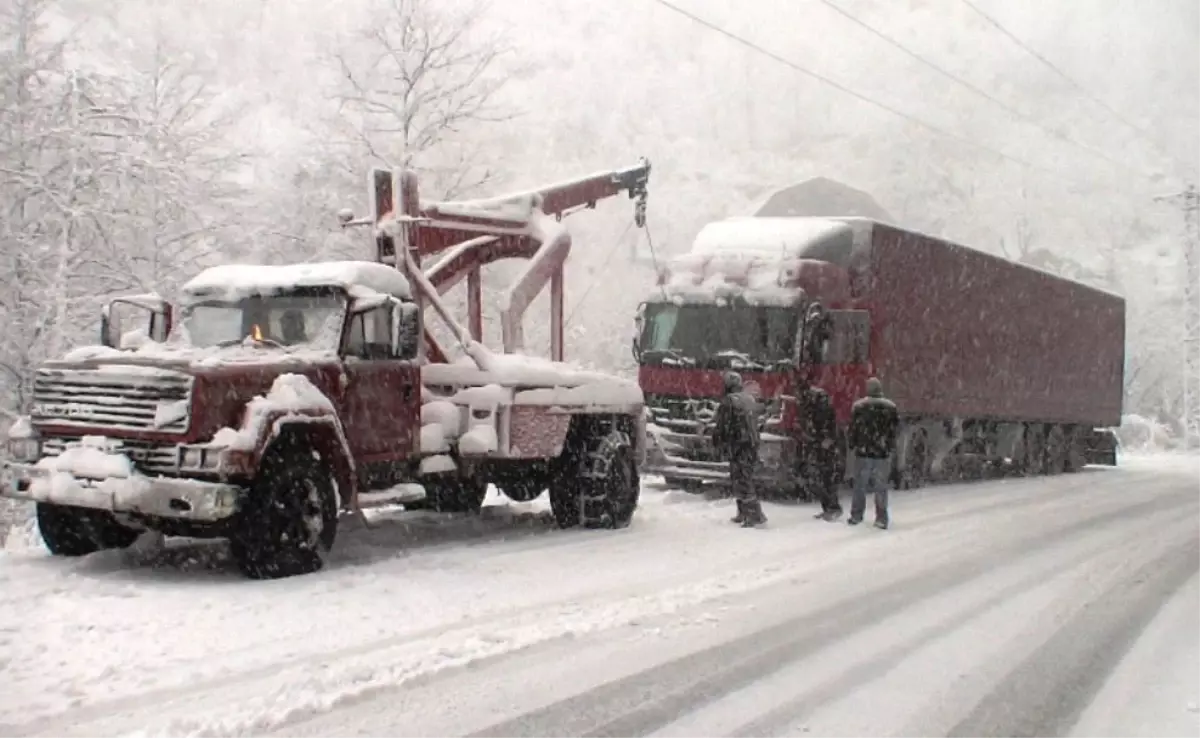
<box><xmin>636</xmin><ymin>216</ymin><xmax>1123</xmax><ymax>494</ymax></box>
<box><xmin>2</xmin><ymin>159</ymin><xmax>653</xmax><ymax>579</ymax></box>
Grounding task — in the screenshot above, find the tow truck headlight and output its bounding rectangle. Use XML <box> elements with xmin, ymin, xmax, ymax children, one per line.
<box><xmin>178</xmin><ymin>445</ymin><xmax>223</xmax><ymax>471</ymax></box>
<box><xmin>6</xmin><ymin>438</ymin><xmax>40</xmax><ymax>463</ymax></box>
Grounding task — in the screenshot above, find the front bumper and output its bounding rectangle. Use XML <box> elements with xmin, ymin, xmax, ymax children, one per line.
<box><xmin>643</xmin><ymin>426</ymin><xmax>796</xmax><ymax>486</ymax></box>
<box><xmin>1</xmin><ymin>462</ymin><xmax>242</xmax><ymax>522</ymax></box>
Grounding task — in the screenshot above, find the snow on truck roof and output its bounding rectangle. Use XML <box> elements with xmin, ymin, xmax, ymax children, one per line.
<box><xmin>182</xmin><ymin>261</ymin><xmax>412</xmax><ymax>300</ymax></box>
<box><xmin>691</xmin><ymin>217</ymin><xmax>857</xmax><ymax>259</ymax></box>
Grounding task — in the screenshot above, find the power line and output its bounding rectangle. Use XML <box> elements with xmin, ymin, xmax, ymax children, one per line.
<box><xmin>955</xmin><ymin>0</ymin><xmax>1198</xmax><ymax>178</ymax></box>
<box><xmin>645</xmin><ymin>0</ymin><xmax>1153</xmax><ymax>197</ymax></box>
<box><xmin>814</xmin><ymin>0</ymin><xmax>1163</xmax><ymax>185</ymax></box>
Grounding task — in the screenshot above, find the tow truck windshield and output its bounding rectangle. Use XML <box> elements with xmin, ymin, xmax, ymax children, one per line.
<box><xmin>176</xmin><ymin>286</ymin><xmax>347</xmax><ymax>350</ymax></box>
<box><xmin>637</xmin><ymin>302</ymin><xmax>799</xmax><ymax>371</ymax></box>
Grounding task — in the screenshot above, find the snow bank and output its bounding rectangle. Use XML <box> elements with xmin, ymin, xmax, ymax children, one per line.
<box><xmin>211</xmin><ymin>374</ymin><xmax>339</xmax><ymax>451</ymax></box>
<box><xmin>181</xmin><ymin>261</ymin><xmax>412</xmax><ymax>300</ymax></box>
<box><xmin>1116</xmin><ymin>414</ymin><xmax>1181</xmax><ymax>452</ymax></box>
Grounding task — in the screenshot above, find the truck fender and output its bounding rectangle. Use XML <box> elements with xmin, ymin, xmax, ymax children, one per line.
<box><xmin>256</xmin><ymin>414</ymin><xmax>358</xmax><ymax>511</ymax></box>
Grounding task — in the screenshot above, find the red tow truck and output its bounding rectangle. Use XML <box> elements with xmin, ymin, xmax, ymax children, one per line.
<box><xmin>636</xmin><ymin>216</ymin><xmax>1124</xmax><ymax>494</ymax></box>
<box><xmin>2</xmin><ymin>159</ymin><xmax>653</xmax><ymax>579</ymax></box>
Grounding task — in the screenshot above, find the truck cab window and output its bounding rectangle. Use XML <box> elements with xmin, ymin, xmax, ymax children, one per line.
<box><xmin>345</xmin><ymin>306</ymin><xmax>393</xmax><ymax>359</ymax></box>
<box><xmin>821</xmin><ymin>309</ymin><xmax>870</xmax><ymax>364</ymax></box>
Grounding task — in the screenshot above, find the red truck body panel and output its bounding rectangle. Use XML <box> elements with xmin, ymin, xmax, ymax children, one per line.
<box><xmin>861</xmin><ymin>222</ymin><xmax>1125</xmax><ymax>428</ymax></box>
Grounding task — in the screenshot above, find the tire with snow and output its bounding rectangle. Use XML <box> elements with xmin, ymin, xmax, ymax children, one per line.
<box><xmin>36</xmin><ymin>503</ymin><xmax>140</xmax><ymax>557</ymax></box>
<box><xmin>549</xmin><ymin>431</ymin><xmax>639</xmax><ymax>530</ymax></box>
<box><xmin>230</xmin><ymin>431</ymin><xmax>339</xmax><ymax>580</ymax></box>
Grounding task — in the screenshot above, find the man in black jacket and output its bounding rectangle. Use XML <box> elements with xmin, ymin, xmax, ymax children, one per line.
<box><xmin>805</xmin><ymin>386</ymin><xmax>842</xmax><ymax>521</ymax></box>
<box><xmin>848</xmin><ymin>377</ymin><xmax>899</xmax><ymax>529</ymax></box>
<box><xmin>711</xmin><ymin>371</ymin><xmax>767</xmax><ymax>528</ymax></box>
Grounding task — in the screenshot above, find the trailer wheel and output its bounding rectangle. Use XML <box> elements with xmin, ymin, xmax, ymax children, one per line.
<box><xmin>901</xmin><ymin>430</ymin><xmax>931</xmax><ymax>489</ymax></box>
<box><xmin>1064</xmin><ymin>428</ymin><xmax>1088</xmax><ymax>472</ymax></box>
<box><xmin>1021</xmin><ymin>425</ymin><xmax>1047</xmax><ymax>476</ymax></box>
<box><xmin>550</xmin><ymin>431</ymin><xmax>639</xmax><ymax>529</ymax></box>
<box><xmin>230</xmin><ymin>432</ymin><xmax>339</xmax><ymax>580</ymax></box>
<box><xmin>1045</xmin><ymin>426</ymin><xmax>1068</xmax><ymax>475</ymax></box>
<box><xmin>36</xmin><ymin>503</ymin><xmax>140</xmax><ymax>557</ymax></box>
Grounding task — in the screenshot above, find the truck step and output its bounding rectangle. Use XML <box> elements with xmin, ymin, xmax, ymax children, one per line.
<box><xmin>357</xmin><ymin>483</ymin><xmax>427</xmax><ymax>508</ymax></box>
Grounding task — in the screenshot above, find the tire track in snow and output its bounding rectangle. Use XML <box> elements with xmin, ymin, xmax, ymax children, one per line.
<box><xmin>0</xmin><ymin>467</ymin><xmax>1119</xmax><ymax>730</ymax></box>
<box><xmin>462</xmin><ymin>493</ymin><xmax>1196</xmax><ymax>737</ymax></box>
<box><xmin>945</xmin><ymin>536</ymin><xmax>1200</xmax><ymax>737</ymax></box>
<box><xmin>0</xmin><ymin>466</ymin><xmax>1185</xmax><ymax>737</ymax></box>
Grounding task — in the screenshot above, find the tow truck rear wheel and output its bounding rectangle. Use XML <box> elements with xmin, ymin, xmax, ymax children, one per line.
<box><xmin>36</xmin><ymin>503</ymin><xmax>140</xmax><ymax>557</ymax></box>
<box><xmin>230</xmin><ymin>432</ymin><xmax>339</xmax><ymax>580</ymax></box>
<box><xmin>549</xmin><ymin>431</ymin><xmax>639</xmax><ymax>529</ymax></box>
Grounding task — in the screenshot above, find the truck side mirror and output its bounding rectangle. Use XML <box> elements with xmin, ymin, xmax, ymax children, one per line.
<box><xmin>101</xmin><ymin>295</ymin><xmax>173</xmax><ymax>349</ymax></box>
<box><xmin>632</xmin><ymin>302</ymin><xmax>646</xmax><ymax>362</ymax></box>
<box><xmin>393</xmin><ymin>301</ymin><xmax>421</xmax><ymax>360</ymax></box>
<box><xmin>797</xmin><ymin>303</ymin><xmax>829</xmax><ymax>367</ymax></box>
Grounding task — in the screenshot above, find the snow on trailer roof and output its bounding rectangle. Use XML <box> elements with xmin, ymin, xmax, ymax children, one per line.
<box><xmin>182</xmin><ymin>261</ymin><xmax>412</xmax><ymax>299</ymax></box>
<box><xmin>691</xmin><ymin>217</ymin><xmax>856</xmax><ymax>259</ymax></box>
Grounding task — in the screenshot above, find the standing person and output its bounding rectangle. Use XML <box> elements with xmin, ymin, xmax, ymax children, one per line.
<box><xmin>805</xmin><ymin>386</ymin><xmax>842</xmax><ymax>521</ymax></box>
<box><xmin>711</xmin><ymin>371</ymin><xmax>767</xmax><ymax>528</ymax></box>
<box><xmin>847</xmin><ymin>377</ymin><xmax>899</xmax><ymax>529</ymax></box>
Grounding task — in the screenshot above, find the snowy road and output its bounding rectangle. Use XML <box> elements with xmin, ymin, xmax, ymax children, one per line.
<box><xmin>0</xmin><ymin>454</ymin><xmax>1197</xmax><ymax>737</ymax></box>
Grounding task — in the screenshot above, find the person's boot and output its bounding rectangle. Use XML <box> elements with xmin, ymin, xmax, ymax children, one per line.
<box><xmin>731</xmin><ymin>500</ymin><xmax>746</xmax><ymax>524</ymax></box>
<box><xmin>741</xmin><ymin>500</ymin><xmax>767</xmax><ymax>527</ymax></box>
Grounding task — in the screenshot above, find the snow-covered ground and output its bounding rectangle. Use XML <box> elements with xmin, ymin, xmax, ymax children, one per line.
<box><xmin>0</xmin><ymin>452</ymin><xmax>1196</xmax><ymax>737</ymax></box>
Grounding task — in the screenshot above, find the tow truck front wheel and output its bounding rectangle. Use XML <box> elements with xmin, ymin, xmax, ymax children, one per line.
<box><xmin>36</xmin><ymin>502</ymin><xmax>140</xmax><ymax>557</ymax></box>
<box><xmin>230</xmin><ymin>434</ymin><xmax>339</xmax><ymax>580</ymax></box>
<box><xmin>550</xmin><ymin>431</ymin><xmax>639</xmax><ymax>530</ymax></box>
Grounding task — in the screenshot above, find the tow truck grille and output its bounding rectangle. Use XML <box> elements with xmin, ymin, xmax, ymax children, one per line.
<box><xmin>32</xmin><ymin>368</ymin><xmax>194</xmax><ymax>433</ymax></box>
<box><xmin>40</xmin><ymin>436</ymin><xmax>178</xmax><ymax>475</ymax></box>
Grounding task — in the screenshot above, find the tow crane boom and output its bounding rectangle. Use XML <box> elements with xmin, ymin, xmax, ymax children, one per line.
<box><xmin>356</xmin><ymin>159</ymin><xmax>651</xmax><ymax>364</ymax></box>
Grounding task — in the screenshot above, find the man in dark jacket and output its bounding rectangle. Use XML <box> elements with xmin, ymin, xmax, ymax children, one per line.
<box><xmin>805</xmin><ymin>386</ymin><xmax>842</xmax><ymax>521</ymax></box>
<box><xmin>848</xmin><ymin>377</ymin><xmax>899</xmax><ymax>529</ymax></box>
<box><xmin>711</xmin><ymin>371</ymin><xmax>766</xmax><ymax>527</ymax></box>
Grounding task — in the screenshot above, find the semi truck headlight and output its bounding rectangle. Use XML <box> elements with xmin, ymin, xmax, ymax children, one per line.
<box><xmin>7</xmin><ymin>438</ymin><xmax>40</xmax><ymax>462</ymax></box>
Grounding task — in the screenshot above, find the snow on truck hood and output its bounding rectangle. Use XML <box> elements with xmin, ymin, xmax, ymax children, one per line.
<box><xmin>51</xmin><ymin>342</ymin><xmax>339</xmax><ymax>372</ymax></box>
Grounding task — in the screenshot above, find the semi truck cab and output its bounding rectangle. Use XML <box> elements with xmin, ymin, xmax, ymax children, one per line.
<box><xmin>636</xmin><ymin>217</ymin><xmax>866</xmax><ymax>494</ymax></box>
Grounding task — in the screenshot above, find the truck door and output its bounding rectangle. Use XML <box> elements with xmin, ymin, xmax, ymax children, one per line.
<box><xmin>339</xmin><ymin>299</ymin><xmax>421</xmax><ymax>464</ymax></box>
<box><xmin>815</xmin><ymin>309</ymin><xmax>873</xmax><ymax>426</ymax></box>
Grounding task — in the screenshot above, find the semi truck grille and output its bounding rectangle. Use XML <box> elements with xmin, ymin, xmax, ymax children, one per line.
<box><xmin>41</xmin><ymin>436</ymin><xmax>178</xmax><ymax>475</ymax></box>
<box><xmin>31</xmin><ymin>368</ymin><xmax>194</xmax><ymax>433</ymax></box>
<box><xmin>644</xmin><ymin>393</ymin><xmax>718</xmax><ymax>433</ymax></box>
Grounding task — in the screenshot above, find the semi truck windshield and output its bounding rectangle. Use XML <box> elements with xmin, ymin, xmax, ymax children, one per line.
<box><xmin>176</xmin><ymin>287</ymin><xmax>346</xmax><ymax>350</ymax></box>
<box><xmin>638</xmin><ymin>302</ymin><xmax>798</xmax><ymax>370</ymax></box>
